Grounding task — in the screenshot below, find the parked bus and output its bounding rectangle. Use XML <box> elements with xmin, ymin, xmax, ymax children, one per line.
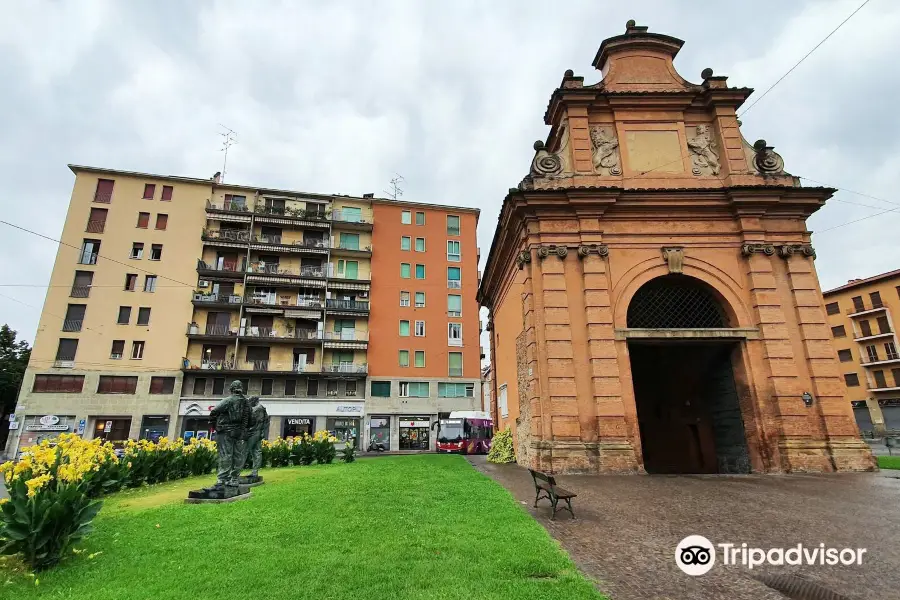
<box><xmin>437</xmin><ymin>411</ymin><xmax>493</xmax><ymax>454</ymax></box>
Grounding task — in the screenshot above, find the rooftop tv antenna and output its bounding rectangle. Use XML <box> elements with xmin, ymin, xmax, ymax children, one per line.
<box><xmin>384</xmin><ymin>173</ymin><xmax>405</xmax><ymax>200</ymax></box>
<box><xmin>218</xmin><ymin>124</ymin><xmax>237</xmax><ymax>183</ymax></box>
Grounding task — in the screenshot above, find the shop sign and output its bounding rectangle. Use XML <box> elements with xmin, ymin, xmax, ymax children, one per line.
<box><xmin>333</xmin><ymin>419</ymin><xmax>358</xmax><ymax>428</ymax></box>
<box><xmin>26</xmin><ymin>424</ymin><xmax>68</xmax><ymax>431</ymax></box>
<box><xmin>336</xmin><ymin>405</ymin><xmax>362</xmax><ymax>413</ymax></box>
<box><xmin>286</xmin><ymin>418</ymin><xmax>312</xmax><ymax>426</ymax></box>
<box><xmin>40</xmin><ymin>415</ymin><xmax>61</xmax><ymax>426</ymax></box>
<box><xmin>401</xmin><ymin>421</ymin><xmax>430</xmax><ymax>428</ymax></box>
<box><xmin>105</xmin><ymin>420</ymin><xmax>114</xmax><ymax>431</ymax></box>
<box><xmin>76</xmin><ymin>419</ymin><xmax>86</xmax><ymax>435</ymax></box>
<box><xmin>369</xmin><ymin>418</ymin><xmax>389</xmax><ymax>428</ymax></box>
<box><xmin>8</xmin><ymin>421</ymin><xmax>19</xmax><ymax>430</ymax></box>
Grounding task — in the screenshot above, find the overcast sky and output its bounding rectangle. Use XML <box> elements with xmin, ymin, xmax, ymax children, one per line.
<box><xmin>1</xmin><ymin>0</ymin><xmax>898</xmax><ymax>347</ymax></box>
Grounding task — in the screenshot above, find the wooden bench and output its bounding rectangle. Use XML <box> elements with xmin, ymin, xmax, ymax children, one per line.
<box><xmin>528</xmin><ymin>469</ymin><xmax>576</xmax><ymax>520</ymax></box>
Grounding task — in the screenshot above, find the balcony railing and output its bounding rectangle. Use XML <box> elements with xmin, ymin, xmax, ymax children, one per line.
<box><xmin>85</xmin><ymin>220</ymin><xmax>106</xmax><ymax>233</ymax></box>
<box><xmin>206</xmin><ymin>199</ymin><xmax>250</xmax><ymax>213</ymax></box>
<box><xmin>239</xmin><ymin>327</ymin><xmax>323</xmax><ymax>341</ymax></box>
<box><xmin>77</xmin><ymin>252</ymin><xmax>98</xmax><ymax>265</ymax></box>
<box><xmin>331</xmin><ymin>209</ymin><xmax>372</xmax><ymax>224</ymax></box>
<box><xmin>332</xmin><ymin>243</ymin><xmax>372</xmax><ymax>252</ymax></box>
<box><xmin>322</xmin><ymin>363</ymin><xmax>368</xmax><ymax>374</ymax></box>
<box><xmin>325</xmin><ymin>299</ymin><xmax>370</xmax><ymax>311</ymax></box>
<box><xmin>62</xmin><ymin>319</ymin><xmax>83</xmax><ymax>332</ymax></box>
<box><xmin>252</xmin><ymin>235</ymin><xmax>329</xmax><ymax>249</ymax></box>
<box><xmin>254</xmin><ymin>204</ymin><xmax>328</xmax><ymax>220</ymax></box>
<box><xmin>197</xmin><ymin>259</ymin><xmax>245</xmax><ymax>274</ymax></box>
<box><xmin>861</xmin><ymin>353</ymin><xmax>900</xmax><ymax>365</ymax></box>
<box><xmin>193</xmin><ymin>293</ymin><xmax>242</xmax><ymax>305</ymax></box>
<box><xmin>186</xmin><ymin>323</ymin><xmax>234</xmax><ymax>336</ymax></box>
<box><xmin>448</xmin><ymin>280</ymin><xmax>462</xmax><ymax>289</ymax></box>
<box><xmin>848</xmin><ymin>302</ymin><xmax>886</xmax><ymax>315</ymax></box>
<box><xmin>296</xmin><ymin>297</ymin><xmax>324</xmax><ymax>308</ymax></box>
<box><xmin>246</xmin><ymin>262</ymin><xmax>327</xmax><ymax>278</ymax></box>
<box><xmin>202</xmin><ymin>228</ymin><xmax>251</xmax><ymax>243</ymax></box>
<box><xmin>93</xmin><ymin>191</ymin><xmax>112</xmax><ymax>204</ymax></box>
<box><xmin>70</xmin><ymin>285</ymin><xmax>91</xmax><ymax>298</ymax></box>
<box><xmin>323</xmin><ymin>330</ymin><xmax>369</xmax><ymax>341</ymax></box>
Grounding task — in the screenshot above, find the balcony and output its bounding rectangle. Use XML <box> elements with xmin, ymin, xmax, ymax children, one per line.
<box><xmin>206</xmin><ymin>199</ymin><xmax>251</xmax><ymax>214</ymax></box>
<box><xmin>181</xmin><ymin>358</ymin><xmax>323</xmax><ymax>375</ymax></box>
<box><xmin>201</xmin><ymin>228</ymin><xmax>251</xmax><ymax>245</ymax></box>
<box><xmin>77</xmin><ymin>252</ymin><xmax>98</xmax><ymax>265</ymax></box>
<box><xmin>848</xmin><ymin>303</ymin><xmax>888</xmax><ymax>317</ymax></box>
<box><xmin>186</xmin><ymin>323</ymin><xmax>237</xmax><ymax>340</ymax></box>
<box><xmin>868</xmin><ymin>384</ymin><xmax>900</xmax><ymax>393</ymax></box>
<box><xmin>250</xmin><ymin>235</ymin><xmax>329</xmax><ymax>253</ymax></box>
<box><xmin>246</xmin><ymin>262</ymin><xmax>327</xmax><ymax>280</ymax></box>
<box><xmin>70</xmin><ymin>285</ymin><xmax>91</xmax><ymax>298</ymax></box>
<box><xmin>321</xmin><ymin>363</ymin><xmax>368</xmax><ymax>375</ymax></box>
<box><xmin>862</xmin><ymin>354</ymin><xmax>900</xmax><ymax>367</ymax></box>
<box><xmin>854</xmin><ymin>330</ymin><xmax>894</xmax><ymax>342</ymax></box>
<box><xmin>329</xmin><ymin>242</ymin><xmax>372</xmax><ymax>258</ymax></box>
<box><xmin>243</xmin><ymin>295</ymin><xmax>325</xmax><ymax>311</ymax></box>
<box><xmin>85</xmin><ymin>220</ymin><xmax>106</xmax><ymax>233</ymax></box>
<box><xmin>238</xmin><ymin>327</ymin><xmax>323</xmax><ymax>343</ymax></box>
<box><xmin>192</xmin><ymin>292</ymin><xmax>243</xmax><ymax>309</ymax></box>
<box><xmin>323</xmin><ymin>331</ymin><xmax>368</xmax><ymax>342</ymax></box>
<box><xmin>197</xmin><ymin>259</ymin><xmax>246</xmax><ymax>279</ymax></box>
<box><xmin>325</xmin><ymin>299</ymin><xmax>370</xmax><ymax>313</ymax></box>
<box><xmin>62</xmin><ymin>319</ymin><xmax>83</xmax><ymax>332</ymax></box>
<box><xmin>331</xmin><ymin>209</ymin><xmax>374</xmax><ymax>230</ymax></box>
<box><xmin>253</xmin><ymin>204</ymin><xmax>329</xmax><ymax>223</ymax></box>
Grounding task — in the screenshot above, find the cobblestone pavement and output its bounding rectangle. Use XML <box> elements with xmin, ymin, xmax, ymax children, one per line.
<box><xmin>469</xmin><ymin>456</ymin><xmax>900</xmax><ymax>600</ymax></box>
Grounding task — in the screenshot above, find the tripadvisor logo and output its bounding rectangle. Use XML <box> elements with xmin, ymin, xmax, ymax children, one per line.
<box><xmin>675</xmin><ymin>535</ymin><xmax>867</xmax><ymax>576</ymax></box>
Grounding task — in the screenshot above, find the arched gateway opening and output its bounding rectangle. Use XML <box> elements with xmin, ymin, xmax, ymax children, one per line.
<box><xmin>627</xmin><ymin>276</ymin><xmax>751</xmax><ymax>474</ymax></box>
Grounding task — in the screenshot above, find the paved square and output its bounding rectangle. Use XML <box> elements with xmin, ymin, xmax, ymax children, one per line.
<box><xmin>470</xmin><ymin>457</ymin><xmax>900</xmax><ymax>600</ymax></box>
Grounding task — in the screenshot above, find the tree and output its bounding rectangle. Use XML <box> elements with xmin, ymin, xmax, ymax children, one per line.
<box><xmin>0</xmin><ymin>324</ymin><xmax>31</xmax><ymax>417</ymax></box>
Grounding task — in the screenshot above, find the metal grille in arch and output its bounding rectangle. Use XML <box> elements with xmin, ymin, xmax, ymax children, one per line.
<box><xmin>627</xmin><ymin>276</ymin><xmax>726</xmax><ymax>328</ymax></box>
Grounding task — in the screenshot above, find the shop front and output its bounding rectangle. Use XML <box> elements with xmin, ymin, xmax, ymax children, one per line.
<box><xmin>399</xmin><ymin>416</ymin><xmax>432</xmax><ymax>451</ymax></box>
<box><xmin>92</xmin><ymin>417</ymin><xmax>132</xmax><ymax>444</ymax></box>
<box><xmin>283</xmin><ymin>416</ymin><xmax>314</xmax><ymax>438</ymax></box>
<box><xmin>368</xmin><ymin>416</ymin><xmax>390</xmax><ymax>450</ymax></box>
<box><xmin>139</xmin><ymin>415</ymin><xmax>171</xmax><ymax>442</ymax></box>
<box><xmin>17</xmin><ymin>414</ymin><xmax>77</xmax><ymax>449</ymax></box>
<box><xmin>327</xmin><ymin>417</ymin><xmax>360</xmax><ymax>449</ymax></box>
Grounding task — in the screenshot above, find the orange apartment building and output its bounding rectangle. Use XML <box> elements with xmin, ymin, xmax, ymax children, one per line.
<box><xmin>5</xmin><ymin>165</ymin><xmax>481</xmax><ymax>457</ymax></box>
<box><xmin>823</xmin><ymin>269</ymin><xmax>900</xmax><ymax>436</ymax></box>
<box><xmin>479</xmin><ymin>22</ymin><xmax>874</xmax><ymax>475</ymax></box>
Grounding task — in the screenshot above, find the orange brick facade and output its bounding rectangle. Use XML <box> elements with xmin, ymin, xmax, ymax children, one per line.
<box><xmin>478</xmin><ymin>23</ymin><xmax>875</xmax><ymax>474</ymax></box>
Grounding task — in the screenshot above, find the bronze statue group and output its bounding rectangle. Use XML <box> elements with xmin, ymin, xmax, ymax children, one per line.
<box><xmin>209</xmin><ymin>380</ymin><xmax>268</xmax><ymax>491</ymax></box>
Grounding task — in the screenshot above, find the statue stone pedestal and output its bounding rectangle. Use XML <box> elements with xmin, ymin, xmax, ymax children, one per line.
<box><xmin>238</xmin><ymin>475</ymin><xmax>264</xmax><ymax>487</ymax></box>
<box><xmin>185</xmin><ymin>483</ymin><xmax>251</xmax><ymax>504</ymax></box>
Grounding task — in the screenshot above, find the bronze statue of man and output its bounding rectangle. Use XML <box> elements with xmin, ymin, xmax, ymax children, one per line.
<box><xmin>247</xmin><ymin>396</ymin><xmax>268</xmax><ymax>478</ymax></box>
<box><xmin>209</xmin><ymin>380</ymin><xmax>252</xmax><ymax>488</ymax></box>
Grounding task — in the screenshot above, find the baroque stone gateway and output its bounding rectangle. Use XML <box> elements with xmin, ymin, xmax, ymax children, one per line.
<box><xmin>478</xmin><ymin>22</ymin><xmax>875</xmax><ymax>475</ymax></box>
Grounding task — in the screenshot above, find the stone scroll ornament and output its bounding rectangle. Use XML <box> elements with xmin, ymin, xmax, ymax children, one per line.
<box><xmin>752</xmin><ymin>139</ymin><xmax>785</xmax><ymax>175</ymax></box>
<box><xmin>530</xmin><ymin>140</ymin><xmax>563</xmax><ymax>177</ymax></box>
<box><xmin>686</xmin><ymin>124</ymin><xmax>720</xmax><ymax>176</ymax></box>
<box><xmin>777</xmin><ymin>244</ymin><xmax>816</xmax><ymax>259</ymax></box>
<box><xmin>589</xmin><ymin>126</ymin><xmax>621</xmax><ymax>175</ymax></box>
<box><xmin>740</xmin><ymin>243</ymin><xmax>776</xmax><ymax>257</ymax></box>
<box><xmin>577</xmin><ymin>244</ymin><xmax>609</xmax><ymax>259</ymax></box>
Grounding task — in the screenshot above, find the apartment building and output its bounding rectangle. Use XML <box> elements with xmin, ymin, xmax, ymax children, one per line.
<box><xmin>824</xmin><ymin>268</ymin><xmax>900</xmax><ymax>435</ymax></box>
<box><xmin>5</xmin><ymin>165</ymin><xmax>481</xmax><ymax>456</ymax></box>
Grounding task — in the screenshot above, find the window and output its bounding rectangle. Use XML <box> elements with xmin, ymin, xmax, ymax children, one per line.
<box><xmin>415</xmin><ymin>211</ymin><xmax>425</xmax><ymax>225</ymax></box>
<box><xmin>415</xmin><ymin>292</ymin><xmax>425</xmax><ymax>308</ymax></box>
<box><xmin>130</xmin><ymin>242</ymin><xmax>144</xmax><ymax>259</ymax></box>
<box><xmin>447</xmin><ymin>240</ymin><xmax>461</xmax><ymax>262</ymax></box>
<box><xmin>94</xmin><ymin>178</ymin><xmax>114</xmax><ymax>203</ymax></box>
<box><xmin>346</xmin><ymin>380</ymin><xmax>358</xmax><ymax>396</ymax></box>
<box><xmin>448</xmin><ymin>352</ymin><xmax>463</xmax><ymax>377</ymax></box>
<box><xmin>149</xmin><ymin>377</ymin><xmax>175</xmax><ymax>394</ymax></box>
<box><xmin>327</xmin><ymin>380</ymin><xmax>338</xmax><ymax>396</ymax></box>
<box><xmin>831</xmin><ymin>325</ymin><xmax>846</xmax><ymax>338</ymax></box>
<box><xmin>371</xmin><ymin>381</ymin><xmax>391</xmax><ymax>397</ymax></box>
<box><xmin>401</xmin><ymin>263</ymin><xmax>411</xmax><ymax>279</ymax></box>
<box><xmin>137</xmin><ymin>212</ymin><xmax>150</xmax><ymax>228</ymax></box>
<box><xmin>86</xmin><ymin>207</ymin><xmax>107</xmax><ymax>233</ymax></box>
<box><xmin>851</xmin><ymin>296</ymin><xmax>865</xmax><ymax>312</ymax></box>
<box><xmin>415</xmin><ymin>264</ymin><xmax>425</xmax><ymax>279</ymax></box>
<box><xmin>144</xmin><ymin>275</ymin><xmax>157</xmax><ymax>292</ymax></box>
<box><xmin>837</xmin><ymin>349</ymin><xmax>853</xmax><ymax>362</ymax></box>
<box><xmin>874</xmin><ymin>370</ymin><xmax>887</xmax><ymax>388</ymax></box>
<box><xmin>448</xmin><ymin>267</ymin><xmax>461</xmax><ymax>288</ymax></box>
<box><xmin>193</xmin><ymin>378</ymin><xmax>207</xmax><ymax>395</ymax></box>
<box><xmin>415</xmin><ymin>238</ymin><xmax>425</xmax><ymax>252</ymax></box>
<box><xmin>161</xmin><ymin>185</ymin><xmax>173</xmax><ymax>201</ymax></box>
<box><xmin>63</xmin><ymin>304</ymin><xmax>86</xmax><ymax>332</ymax></box>
<box><xmin>33</xmin><ymin>374</ymin><xmax>84</xmax><ymax>393</ymax></box>
<box><xmin>499</xmin><ymin>384</ymin><xmax>508</xmax><ymax>418</ymax></box>
<box><xmin>399</xmin><ymin>382</ymin><xmax>429</xmax><ymax>397</ymax></box>
<box><xmin>400</xmin><ymin>291</ymin><xmax>410</xmax><ymax>307</ymax></box>
<box><xmin>224</xmin><ymin>194</ymin><xmax>246</xmax><ymax>210</ymax></box>
<box><xmin>448</xmin><ymin>294</ymin><xmax>462</xmax><ymax>317</ymax></box>
<box><xmin>98</xmin><ymin>376</ymin><xmax>138</xmax><ymax>394</ymax></box>
<box><xmin>78</xmin><ymin>239</ymin><xmax>100</xmax><ymax>264</ymax></box>
<box><xmin>399</xmin><ymin>320</ymin><xmax>410</xmax><ymax>336</ymax></box>
<box><xmin>131</xmin><ymin>341</ymin><xmax>145</xmax><ymax>359</ymax></box>
<box><xmin>117</xmin><ymin>306</ymin><xmax>131</xmax><ymax>324</ymax></box>
<box><xmin>415</xmin><ymin>320</ymin><xmax>425</xmax><ymax>336</ymax></box>
<box><xmin>877</xmin><ymin>315</ymin><xmax>891</xmax><ymax>335</ymax></box>
<box><xmin>844</xmin><ymin>373</ymin><xmax>860</xmax><ymax>387</ymax></box>
<box><xmin>866</xmin><ymin>345</ymin><xmax>879</xmax><ymax>363</ymax></box>
<box><xmin>212</xmin><ymin>378</ymin><xmax>225</xmax><ymax>395</ymax></box>
<box><xmin>414</xmin><ymin>350</ymin><xmax>425</xmax><ymax>367</ymax></box>
<box><xmin>137</xmin><ymin>307</ymin><xmax>151</xmax><ymax>326</ymax></box>
<box><xmin>401</xmin><ymin>236</ymin><xmax>411</xmax><ymax>251</ymax></box>
<box><xmin>150</xmin><ymin>244</ymin><xmax>162</xmax><ymax>260</ymax></box>
<box><xmin>448</xmin><ymin>322</ymin><xmax>462</xmax><ymax>346</ymax></box>
<box><xmin>71</xmin><ymin>270</ymin><xmax>93</xmax><ymax>298</ymax></box>
<box><xmin>870</xmin><ymin>291</ymin><xmax>883</xmax><ymax>308</ymax></box>
<box><xmin>399</xmin><ymin>350</ymin><xmax>409</xmax><ymax>367</ymax></box>
<box><xmin>155</xmin><ymin>214</ymin><xmax>168</xmax><ymax>230</ymax></box>
<box><xmin>110</xmin><ymin>340</ymin><xmax>125</xmax><ymax>359</ymax></box>
<box><xmin>261</xmin><ymin>379</ymin><xmax>273</xmax><ymax>396</ymax></box>
<box><xmin>885</xmin><ymin>342</ymin><xmax>899</xmax><ymax>360</ymax></box>
<box><xmin>401</xmin><ymin>210</ymin><xmax>411</xmax><ymax>224</ymax></box>
<box><xmin>893</xmin><ymin>368</ymin><xmax>900</xmax><ymax>387</ymax></box>
<box><xmin>124</xmin><ymin>274</ymin><xmax>137</xmax><ymax>291</ymax></box>
<box><xmin>284</xmin><ymin>379</ymin><xmax>297</xmax><ymax>396</ymax></box>
<box><xmin>307</xmin><ymin>379</ymin><xmax>319</xmax><ymax>396</ymax></box>
<box><xmin>438</xmin><ymin>382</ymin><xmax>474</xmax><ymax>397</ymax></box>
<box><xmin>339</xmin><ymin>232</ymin><xmax>360</xmax><ymax>250</ymax></box>
<box><xmin>56</xmin><ymin>338</ymin><xmax>78</xmax><ymax>361</ymax></box>
<box><xmin>447</xmin><ymin>215</ymin><xmax>460</xmax><ymax>236</ymax></box>
<box><xmin>143</xmin><ymin>183</ymin><xmax>156</xmax><ymax>199</ymax></box>
<box><xmin>859</xmin><ymin>320</ymin><xmax>872</xmax><ymax>337</ymax></box>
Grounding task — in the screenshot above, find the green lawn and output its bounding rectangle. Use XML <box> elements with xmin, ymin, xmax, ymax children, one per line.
<box><xmin>2</xmin><ymin>455</ymin><xmax>603</xmax><ymax>599</ymax></box>
<box><xmin>878</xmin><ymin>455</ymin><xmax>900</xmax><ymax>470</ymax></box>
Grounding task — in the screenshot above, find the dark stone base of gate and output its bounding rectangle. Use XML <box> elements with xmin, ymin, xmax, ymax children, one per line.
<box><xmin>527</xmin><ymin>440</ymin><xmax>641</xmax><ymax>474</ymax></box>
<box><xmin>778</xmin><ymin>439</ymin><xmax>876</xmax><ymax>473</ymax></box>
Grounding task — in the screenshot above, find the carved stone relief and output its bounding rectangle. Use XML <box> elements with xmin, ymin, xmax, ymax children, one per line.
<box><xmin>686</xmin><ymin>124</ymin><xmax>720</xmax><ymax>176</ymax></box>
<box><xmin>589</xmin><ymin>126</ymin><xmax>622</xmax><ymax>176</ymax></box>
<box><xmin>740</xmin><ymin>243</ymin><xmax>776</xmax><ymax>257</ymax></box>
<box><xmin>529</xmin><ymin>141</ymin><xmax>562</xmax><ymax>177</ymax></box>
<box><xmin>752</xmin><ymin>139</ymin><xmax>786</xmax><ymax>175</ymax></box>
<box><xmin>516</xmin><ymin>250</ymin><xmax>532</xmax><ymax>270</ymax></box>
<box><xmin>778</xmin><ymin>244</ymin><xmax>815</xmax><ymax>259</ymax></box>
<box><xmin>661</xmin><ymin>247</ymin><xmax>684</xmax><ymax>274</ymax></box>
<box><xmin>577</xmin><ymin>244</ymin><xmax>609</xmax><ymax>259</ymax></box>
